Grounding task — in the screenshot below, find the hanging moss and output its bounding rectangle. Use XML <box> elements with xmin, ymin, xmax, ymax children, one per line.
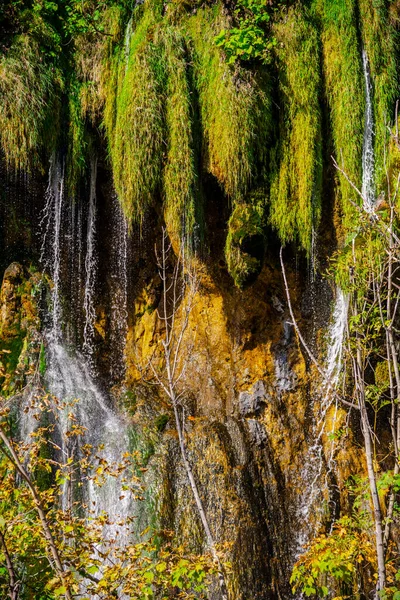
<box><xmin>187</xmin><ymin>3</ymin><xmax>272</xmax><ymax>200</ymax></box>
<box><xmin>270</xmin><ymin>6</ymin><xmax>322</xmax><ymax>254</ymax></box>
<box><xmin>313</xmin><ymin>0</ymin><xmax>364</xmax><ymax>234</ymax></box>
<box><xmin>0</xmin><ymin>34</ymin><xmax>60</xmax><ymax>170</ymax></box>
<box><xmin>161</xmin><ymin>26</ymin><xmax>199</xmax><ymax>249</ymax></box>
<box><xmin>74</xmin><ymin>6</ymin><xmax>125</xmax><ymax>126</ymax></box>
<box><xmin>225</xmin><ymin>192</ymin><xmax>266</xmax><ymax>288</ymax></box>
<box><xmin>65</xmin><ymin>79</ymin><xmax>88</xmax><ymax>194</ymax></box>
<box><xmin>103</xmin><ymin>2</ymin><xmax>166</xmax><ymax>224</ymax></box>
<box><xmin>358</xmin><ymin>0</ymin><xmax>398</xmax><ymax>188</ymax></box>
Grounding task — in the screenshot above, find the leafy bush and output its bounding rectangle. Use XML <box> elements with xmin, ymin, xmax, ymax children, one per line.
<box><xmin>215</xmin><ymin>0</ymin><xmax>276</xmax><ymax>64</ymax></box>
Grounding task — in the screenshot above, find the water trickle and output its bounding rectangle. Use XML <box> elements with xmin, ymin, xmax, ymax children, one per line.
<box><xmin>109</xmin><ymin>194</ymin><xmax>129</xmax><ymax>381</ymax></box>
<box><xmin>124</xmin><ymin>15</ymin><xmax>133</xmax><ymax>67</ymax></box>
<box><xmin>295</xmin><ymin>289</ymin><xmax>349</xmax><ymax>555</ymax></box>
<box><xmin>361</xmin><ymin>47</ymin><xmax>375</xmax><ymax>212</ymax></box>
<box><xmin>83</xmin><ymin>157</ymin><xmax>98</xmax><ymax>366</ymax></box>
<box><xmin>40</xmin><ymin>155</ymin><xmax>65</xmax><ymax>339</ymax></box>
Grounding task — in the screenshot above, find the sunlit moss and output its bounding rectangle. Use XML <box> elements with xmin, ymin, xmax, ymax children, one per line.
<box><xmin>187</xmin><ymin>3</ymin><xmax>272</xmax><ymax>200</ymax></box>
<box><xmin>161</xmin><ymin>26</ymin><xmax>199</xmax><ymax>249</ymax></box>
<box><xmin>0</xmin><ymin>34</ymin><xmax>60</xmax><ymax>170</ymax></box>
<box><xmin>386</xmin><ymin>118</ymin><xmax>400</xmax><ymax>210</ymax></box>
<box><xmin>103</xmin><ymin>3</ymin><xmax>166</xmax><ymax>224</ymax></box>
<box><xmin>313</xmin><ymin>0</ymin><xmax>364</xmax><ymax>234</ymax></box>
<box><xmin>270</xmin><ymin>6</ymin><xmax>322</xmax><ymax>253</ymax></box>
<box><xmin>358</xmin><ymin>0</ymin><xmax>398</xmax><ymax>188</ymax></box>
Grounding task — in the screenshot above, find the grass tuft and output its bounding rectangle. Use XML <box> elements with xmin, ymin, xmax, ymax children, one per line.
<box><xmin>104</xmin><ymin>3</ymin><xmax>166</xmax><ymax>224</ymax></box>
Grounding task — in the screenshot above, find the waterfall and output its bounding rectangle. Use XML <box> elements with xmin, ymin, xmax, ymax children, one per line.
<box><xmin>82</xmin><ymin>157</ymin><xmax>98</xmax><ymax>366</ymax></box>
<box><xmin>297</xmin><ymin>47</ymin><xmax>376</xmax><ymax>554</ymax></box>
<box><xmin>361</xmin><ymin>47</ymin><xmax>375</xmax><ymax>212</ymax></box>
<box><xmin>33</xmin><ymin>155</ymin><xmax>134</xmax><ymax>573</ymax></box>
<box><xmin>46</xmin><ymin>340</ymin><xmax>133</xmax><ymax>543</ymax></box>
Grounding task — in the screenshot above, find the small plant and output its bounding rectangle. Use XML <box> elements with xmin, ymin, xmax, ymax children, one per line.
<box><xmin>214</xmin><ymin>0</ymin><xmax>276</xmax><ymax>65</ymax></box>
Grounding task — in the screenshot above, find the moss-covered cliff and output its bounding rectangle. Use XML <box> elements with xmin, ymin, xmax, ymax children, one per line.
<box><xmin>1</xmin><ymin>1</ymin><xmax>400</xmax><ymax>599</ymax></box>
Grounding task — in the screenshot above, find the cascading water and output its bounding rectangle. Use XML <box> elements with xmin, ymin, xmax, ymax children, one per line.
<box><xmin>21</xmin><ymin>155</ymin><xmax>134</xmax><ymax>564</ymax></box>
<box><xmin>46</xmin><ymin>340</ymin><xmax>133</xmax><ymax>543</ymax></box>
<box><xmin>361</xmin><ymin>47</ymin><xmax>375</xmax><ymax>212</ymax></box>
<box><xmin>40</xmin><ymin>155</ymin><xmax>65</xmax><ymax>339</ymax></box>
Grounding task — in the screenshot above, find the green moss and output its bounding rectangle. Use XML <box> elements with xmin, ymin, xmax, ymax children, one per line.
<box><xmin>66</xmin><ymin>79</ymin><xmax>88</xmax><ymax>194</ymax></box>
<box><xmin>186</xmin><ymin>3</ymin><xmax>272</xmax><ymax>200</ymax></box>
<box><xmin>162</xmin><ymin>26</ymin><xmax>199</xmax><ymax>249</ymax></box>
<box><xmin>313</xmin><ymin>0</ymin><xmax>364</xmax><ymax>234</ymax></box>
<box><xmin>358</xmin><ymin>0</ymin><xmax>398</xmax><ymax>188</ymax></box>
<box><xmin>0</xmin><ymin>34</ymin><xmax>60</xmax><ymax>170</ymax></box>
<box><xmin>104</xmin><ymin>3</ymin><xmax>166</xmax><ymax>225</ymax></box>
<box><xmin>270</xmin><ymin>5</ymin><xmax>322</xmax><ymax>253</ymax></box>
<box><xmin>225</xmin><ymin>192</ymin><xmax>266</xmax><ymax>288</ymax></box>
<box><xmin>387</xmin><ymin>118</ymin><xmax>400</xmax><ymax>208</ymax></box>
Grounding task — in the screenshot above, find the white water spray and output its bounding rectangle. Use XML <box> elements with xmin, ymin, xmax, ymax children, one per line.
<box><xmin>46</xmin><ymin>339</ymin><xmax>133</xmax><ymax>543</ymax></box>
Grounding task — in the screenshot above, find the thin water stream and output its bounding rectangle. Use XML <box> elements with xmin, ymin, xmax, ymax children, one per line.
<box><xmin>361</xmin><ymin>47</ymin><xmax>375</xmax><ymax>213</ymax></box>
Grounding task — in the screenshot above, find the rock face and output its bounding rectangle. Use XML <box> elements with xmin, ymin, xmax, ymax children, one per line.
<box><xmin>0</xmin><ymin>263</ymin><xmax>44</xmax><ymax>396</ymax></box>
<box><xmin>124</xmin><ymin>259</ymin><xmax>336</xmax><ymax>600</ymax></box>
<box><xmin>238</xmin><ymin>380</ymin><xmax>270</xmax><ymax>417</ymax></box>
<box><xmin>0</xmin><ymin>254</ymin><xmax>361</xmax><ymax>599</ymax></box>
<box><xmin>0</xmin><ymin>178</ymin><xmax>362</xmax><ymax>600</ymax></box>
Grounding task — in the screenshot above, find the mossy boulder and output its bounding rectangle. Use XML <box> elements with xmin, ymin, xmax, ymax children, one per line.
<box><xmin>225</xmin><ymin>197</ymin><xmax>266</xmax><ymax>288</ymax></box>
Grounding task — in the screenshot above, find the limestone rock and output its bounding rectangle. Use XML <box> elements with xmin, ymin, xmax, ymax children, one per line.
<box><xmin>238</xmin><ymin>379</ymin><xmax>270</xmax><ymax>417</ymax></box>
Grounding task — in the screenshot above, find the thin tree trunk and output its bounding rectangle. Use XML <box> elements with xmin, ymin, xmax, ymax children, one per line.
<box><xmin>359</xmin><ymin>402</ymin><xmax>387</xmax><ymax>591</ymax></box>
<box><xmin>0</xmin><ymin>529</ymin><xmax>20</xmax><ymax>600</ymax></box>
